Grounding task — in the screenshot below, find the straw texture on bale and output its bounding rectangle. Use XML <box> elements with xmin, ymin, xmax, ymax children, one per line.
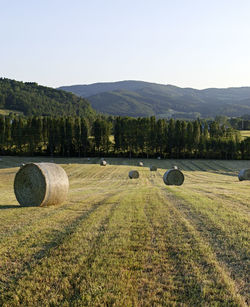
<box><xmin>14</xmin><ymin>162</ymin><xmax>69</xmax><ymax>206</ymax></box>
<box><xmin>163</xmin><ymin>169</ymin><xmax>184</xmax><ymax>186</ymax></box>
<box><xmin>100</xmin><ymin>160</ymin><xmax>107</xmax><ymax>166</ymax></box>
<box><xmin>150</xmin><ymin>165</ymin><xmax>157</xmax><ymax>171</ymax></box>
<box><xmin>238</xmin><ymin>168</ymin><xmax>250</xmax><ymax>181</ymax></box>
<box><xmin>138</xmin><ymin>161</ymin><xmax>143</xmax><ymax>167</ymax></box>
<box><xmin>129</xmin><ymin>170</ymin><xmax>139</xmax><ymax>179</ymax></box>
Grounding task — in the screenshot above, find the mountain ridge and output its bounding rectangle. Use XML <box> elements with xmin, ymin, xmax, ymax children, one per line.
<box><xmin>58</xmin><ymin>80</ymin><xmax>250</xmax><ymax>118</ymax></box>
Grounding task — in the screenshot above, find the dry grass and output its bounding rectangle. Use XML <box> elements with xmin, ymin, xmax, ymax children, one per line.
<box><xmin>0</xmin><ymin>156</ymin><xmax>249</xmax><ymax>306</ymax></box>
<box><xmin>240</xmin><ymin>130</ymin><xmax>250</xmax><ymax>139</ymax></box>
<box><xmin>0</xmin><ymin>109</ymin><xmax>23</xmax><ymax>115</ymax></box>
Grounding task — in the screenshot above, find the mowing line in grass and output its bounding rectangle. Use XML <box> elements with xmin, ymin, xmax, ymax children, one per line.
<box><xmin>162</xmin><ymin>187</ymin><xmax>249</xmax><ymax>305</ymax></box>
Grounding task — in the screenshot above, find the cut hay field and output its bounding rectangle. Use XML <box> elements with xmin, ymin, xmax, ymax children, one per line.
<box><xmin>0</xmin><ymin>157</ymin><xmax>249</xmax><ymax>306</ymax></box>
<box><xmin>0</xmin><ymin>109</ymin><xmax>23</xmax><ymax>116</ymax></box>
<box><xmin>240</xmin><ymin>130</ymin><xmax>250</xmax><ymax>139</ymax></box>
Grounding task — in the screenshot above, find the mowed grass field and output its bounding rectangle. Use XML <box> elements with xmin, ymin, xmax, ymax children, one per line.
<box><xmin>0</xmin><ymin>157</ymin><xmax>249</xmax><ymax>306</ymax></box>
<box><xmin>0</xmin><ymin>109</ymin><xmax>23</xmax><ymax>116</ymax></box>
<box><xmin>240</xmin><ymin>130</ymin><xmax>250</xmax><ymax>139</ymax></box>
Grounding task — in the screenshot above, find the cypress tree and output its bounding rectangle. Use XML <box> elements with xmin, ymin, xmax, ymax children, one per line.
<box><xmin>65</xmin><ymin>117</ymin><xmax>74</xmax><ymax>157</ymax></box>
<box><xmin>155</xmin><ymin>119</ymin><xmax>166</xmax><ymax>157</ymax></box>
<box><xmin>180</xmin><ymin>121</ymin><xmax>187</xmax><ymax>158</ymax></box>
<box><xmin>0</xmin><ymin>116</ymin><xmax>5</xmax><ymax>154</ymax></box>
<box><xmin>5</xmin><ymin>116</ymin><xmax>11</xmax><ymax>152</ymax></box>
<box><xmin>114</xmin><ymin>117</ymin><xmax>122</xmax><ymax>153</ymax></box>
<box><xmin>80</xmin><ymin>117</ymin><xmax>89</xmax><ymax>156</ymax></box>
<box><xmin>167</xmin><ymin>119</ymin><xmax>175</xmax><ymax>158</ymax></box>
<box><xmin>186</xmin><ymin>121</ymin><xmax>194</xmax><ymax>157</ymax></box>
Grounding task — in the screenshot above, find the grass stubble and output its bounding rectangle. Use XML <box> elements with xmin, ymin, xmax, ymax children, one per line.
<box><xmin>0</xmin><ymin>157</ymin><xmax>249</xmax><ymax>306</ymax></box>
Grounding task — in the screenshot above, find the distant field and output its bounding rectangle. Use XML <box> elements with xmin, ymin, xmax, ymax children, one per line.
<box><xmin>0</xmin><ymin>109</ymin><xmax>23</xmax><ymax>115</ymax></box>
<box><xmin>240</xmin><ymin>130</ymin><xmax>250</xmax><ymax>139</ymax></box>
<box><xmin>0</xmin><ymin>157</ymin><xmax>249</xmax><ymax>306</ymax></box>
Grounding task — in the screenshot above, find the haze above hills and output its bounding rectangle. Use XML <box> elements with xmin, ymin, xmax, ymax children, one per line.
<box><xmin>59</xmin><ymin>81</ymin><xmax>250</xmax><ymax>119</ymax></box>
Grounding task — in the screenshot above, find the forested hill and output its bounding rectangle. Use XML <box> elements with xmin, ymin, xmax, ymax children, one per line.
<box><xmin>0</xmin><ymin>78</ymin><xmax>96</xmax><ymax>119</ymax></box>
<box><xmin>59</xmin><ymin>81</ymin><xmax>250</xmax><ymax>119</ymax></box>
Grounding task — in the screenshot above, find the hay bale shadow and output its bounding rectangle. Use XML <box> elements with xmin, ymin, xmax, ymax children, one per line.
<box><xmin>0</xmin><ymin>205</ymin><xmax>23</xmax><ymax>209</ymax></box>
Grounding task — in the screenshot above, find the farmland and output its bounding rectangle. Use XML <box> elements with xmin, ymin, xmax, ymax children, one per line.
<box><xmin>0</xmin><ymin>109</ymin><xmax>23</xmax><ymax>116</ymax></box>
<box><xmin>0</xmin><ymin>157</ymin><xmax>249</xmax><ymax>306</ymax></box>
<box><xmin>240</xmin><ymin>130</ymin><xmax>250</xmax><ymax>139</ymax></box>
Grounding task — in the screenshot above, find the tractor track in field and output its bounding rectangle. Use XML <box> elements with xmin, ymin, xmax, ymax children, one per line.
<box><xmin>158</xmin><ymin>187</ymin><xmax>249</xmax><ymax>305</ymax></box>
<box><xmin>0</xmin><ymin>190</ymin><xmax>122</xmax><ymax>303</ymax></box>
<box><xmin>144</xmin><ymin>169</ymin><xmax>249</xmax><ymax>304</ymax></box>
<box><xmin>189</xmin><ymin>186</ymin><xmax>250</xmax><ymax>213</ymax></box>
<box><xmin>211</xmin><ymin>160</ymin><xmax>237</xmax><ymax>172</ymax></box>
<box><xmin>172</xmin><ymin>160</ymin><xmax>194</xmax><ymax>171</ymax></box>
<box><xmin>143</xmin><ymin>190</ymin><xmax>245</xmax><ymax>306</ymax></box>
<box><xmin>0</xmin><ymin>186</ymin><xmax>123</xmax><ymax>240</ymax></box>
<box><xmin>62</xmin><ymin>200</ymin><xmax>121</xmax><ymax>305</ymax></box>
<box><xmin>188</xmin><ymin>160</ymin><xmax>206</xmax><ymax>171</ymax></box>
<box><xmin>199</xmin><ymin>160</ymin><xmax>219</xmax><ymax>172</ymax></box>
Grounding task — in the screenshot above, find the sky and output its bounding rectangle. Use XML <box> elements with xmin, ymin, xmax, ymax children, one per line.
<box><xmin>1</xmin><ymin>0</ymin><xmax>250</xmax><ymax>89</ymax></box>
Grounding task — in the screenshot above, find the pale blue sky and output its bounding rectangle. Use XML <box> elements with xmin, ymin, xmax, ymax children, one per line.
<box><xmin>1</xmin><ymin>0</ymin><xmax>250</xmax><ymax>89</ymax></box>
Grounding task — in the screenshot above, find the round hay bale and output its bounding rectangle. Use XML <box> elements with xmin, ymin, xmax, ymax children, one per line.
<box><xmin>138</xmin><ymin>161</ymin><xmax>143</xmax><ymax>167</ymax></box>
<box><xmin>14</xmin><ymin>163</ymin><xmax>69</xmax><ymax>207</ymax></box>
<box><xmin>129</xmin><ymin>170</ymin><xmax>139</xmax><ymax>179</ymax></box>
<box><xmin>163</xmin><ymin>169</ymin><xmax>184</xmax><ymax>186</ymax></box>
<box><xmin>150</xmin><ymin>165</ymin><xmax>157</xmax><ymax>171</ymax></box>
<box><xmin>100</xmin><ymin>160</ymin><xmax>107</xmax><ymax>166</ymax></box>
<box><xmin>238</xmin><ymin>168</ymin><xmax>250</xmax><ymax>181</ymax></box>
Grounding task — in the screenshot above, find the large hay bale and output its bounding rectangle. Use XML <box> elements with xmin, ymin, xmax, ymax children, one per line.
<box><xmin>100</xmin><ymin>160</ymin><xmax>107</xmax><ymax>166</ymax></box>
<box><xmin>138</xmin><ymin>161</ymin><xmax>143</xmax><ymax>167</ymax></box>
<box><xmin>163</xmin><ymin>168</ymin><xmax>184</xmax><ymax>186</ymax></box>
<box><xmin>238</xmin><ymin>168</ymin><xmax>250</xmax><ymax>181</ymax></box>
<box><xmin>150</xmin><ymin>165</ymin><xmax>157</xmax><ymax>171</ymax></box>
<box><xmin>14</xmin><ymin>163</ymin><xmax>69</xmax><ymax>206</ymax></box>
<box><xmin>129</xmin><ymin>170</ymin><xmax>139</xmax><ymax>179</ymax></box>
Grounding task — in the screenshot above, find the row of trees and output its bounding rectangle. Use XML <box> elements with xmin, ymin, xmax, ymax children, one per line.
<box><xmin>113</xmin><ymin>117</ymin><xmax>248</xmax><ymax>159</ymax></box>
<box><xmin>0</xmin><ymin>116</ymin><xmax>91</xmax><ymax>157</ymax></box>
<box><xmin>0</xmin><ymin>115</ymin><xmax>249</xmax><ymax>159</ymax></box>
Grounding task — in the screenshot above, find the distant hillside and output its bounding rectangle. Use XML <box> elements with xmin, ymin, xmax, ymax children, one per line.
<box><xmin>58</xmin><ymin>81</ymin><xmax>151</xmax><ymax>97</ymax></box>
<box><xmin>0</xmin><ymin>78</ymin><xmax>96</xmax><ymax>119</ymax></box>
<box><xmin>59</xmin><ymin>81</ymin><xmax>250</xmax><ymax>118</ymax></box>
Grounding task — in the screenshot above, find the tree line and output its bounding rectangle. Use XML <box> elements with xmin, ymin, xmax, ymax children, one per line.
<box><xmin>0</xmin><ymin>115</ymin><xmax>249</xmax><ymax>159</ymax></box>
